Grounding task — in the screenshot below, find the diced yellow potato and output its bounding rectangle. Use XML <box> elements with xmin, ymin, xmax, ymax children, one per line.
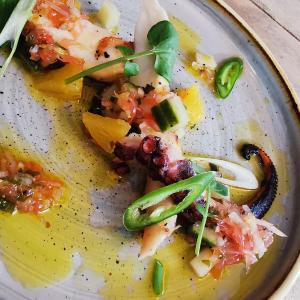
<box><xmin>82</xmin><ymin>112</ymin><xmax>131</xmax><ymax>153</ymax></box>
<box><xmin>177</xmin><ymin>85</ymin><xmax>205</xmax><ymax>127</ymax></box>
<box><xmin>97</xmin><ymin>1</ymin><xmax>120</xmax><ymax>33</ymax></box>
<box><xmin>32</xmin><ymin>65</ymin><xmax>83</xmax><ymax>100</ymax></box>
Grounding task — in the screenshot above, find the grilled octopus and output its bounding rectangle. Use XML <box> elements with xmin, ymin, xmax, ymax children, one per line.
<box><xmin>114</xmin><ymin>136</ymin><xmax>278</xmax><ymax>225</ymax></box>
<box><xmin>241</xmin><ymin>144</ymin><xmax>278</xmax><ymax>219</ymax></box>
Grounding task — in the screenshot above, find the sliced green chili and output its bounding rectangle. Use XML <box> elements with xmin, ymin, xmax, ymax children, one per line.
<box><xmin>123</xmin><ymin>172</ymin><xmax>214</xmax><ymax>231</ymax></box>
<box><xmin>152</xmin><ymin>259</ymin><xmax>165</xmax><ymax>296</ymax></box>
<box><xmin>195</xmin><ymin>184</ymin><xmax>211</xmax><ymax>256</ymax></box>
<box><xmin>215</xmin><ymin>57</ymin><xmax>243</xmax><ymax>99</ymax></box>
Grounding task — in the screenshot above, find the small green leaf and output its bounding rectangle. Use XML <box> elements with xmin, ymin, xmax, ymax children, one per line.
<box><xmin>116</xmin><ymin>45</ymin><xmax>134</xmax><ymax>56</ymax></box>
<box><xmin>147</xmin><ymin>20</ymin><xmax>179</xmax><ymax>82</ymax></box>
<box><xmin>192</xmin><ymin>162</ymin><xmax>205</xmax><ymax>175</ymax></box>
<box><xmin>66</xmin><ymin>20</ymin><xmax>179</xmax><ymax>84</ymax></box>
<box><xmin>196</xmin><ymin>204</ymin><xmax>214</xmax><ymax>218</ymax></box>
<box><xmin>124</xmin><ymin>61</ymin><xmax>139</xmax><ymax>76</ymax></box>
<box><xmin>0</xmin><ymin>0</ymin><xmax>19</xmax><ymax>32</ymax></box>
<box><xmin>211</xmin><ymin>181</ymin><xmax>229</xmax><ymax>197</ymax></box>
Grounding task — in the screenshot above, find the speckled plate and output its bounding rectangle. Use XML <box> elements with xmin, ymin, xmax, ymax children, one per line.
<box><xmin>0</xmin><ymin>0</ymin><xmax>300</xmax><ymax>299</ymax></box>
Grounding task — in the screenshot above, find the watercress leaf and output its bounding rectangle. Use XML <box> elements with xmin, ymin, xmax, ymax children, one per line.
<box><xmin>147</xmin><ymin>20</ymin><xmax>179</xmax><ymax>82</ymax></box>
<box><xmin>0</xmin><ymin>0</ymin><xmax>36</xmax><ymax>77</ymax></box>
<box><xmin>0</xmin><ymin>0</ymin><xmax>19</xmax><ymax>32</ymax></box>
<box><xmin>153</xmin><ymin>47</ymin><xmax>176</xmax><ymax>82</ymax></box>
<box><xmin>192</xmin><ymin>162</ymin><xmax>205</xmax><ymax>175</ymax></box>
<box><xmin>211</xmin><ymin>181</ymin><xmax>229</xmax><ymax>197</ymax></box>
<box><xmin>116</xmin><ymin>45</ymin><xmax>134</xmax><ymax>56</ymax></box>
<box><xmin>124</xmin><ymin>61</ymin><xmax>139</xmax><ymax>76</ymax></box>
<box><xmin>147</xmin><ymin>20</ymin><xmax>179</xmax><ymax>51</ymax></box>
<box><xmin>196</xmin><ymin>204</ymin><xmax>215</xmax><ymax>218</ymax></box>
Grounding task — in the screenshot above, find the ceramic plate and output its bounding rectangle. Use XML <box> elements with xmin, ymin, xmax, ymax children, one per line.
<box><xmin>0</xmin><ymin>0</ymin><xmax>300</xmax><ymax>299</ymax></box>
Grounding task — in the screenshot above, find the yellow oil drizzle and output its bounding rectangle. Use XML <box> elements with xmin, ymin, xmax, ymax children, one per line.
<box><xmin>170</xmin><ymin>16</ymin><xmax>201</xmax><ymax>61</ymax></box>
<box><xmin>0</xmin><ymin>69</ymin><xmax>288</xmax><ymax>298</ymax></box>
<box><xmin>170</xmin><ymin>16</ymin><xmax>215</xmax><ymax>91</ymax></box>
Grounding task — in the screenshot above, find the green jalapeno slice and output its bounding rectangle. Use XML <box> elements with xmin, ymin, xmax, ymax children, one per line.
<box><xmin>123</xmin><ymin>172</ymin><xmax>215</xmax><ymax>231</ymax></box>
<box><xmin>215</xmin><ymin>57</ymin><xmax>243</xmax><ymax>99</ymax></box>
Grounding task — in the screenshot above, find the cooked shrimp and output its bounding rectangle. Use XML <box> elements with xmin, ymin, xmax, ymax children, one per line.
<box><xmin>139</xmin><ymin>178</ymin><xmax>179</xmax><ymax>260</ymax></box>
<box><xmin>25</xmin><ymin>0</ymin><xmax>131</xmax><ymax>81</ymax></box>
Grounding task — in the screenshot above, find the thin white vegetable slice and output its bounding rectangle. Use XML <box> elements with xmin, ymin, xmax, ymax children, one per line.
<box><xmin>255</xmin><ymin>218</ymin><xmax>287</xmax><ymax>237</ymax></box>
<box><xmin>131</xmin><ymin>0</ymin><xmax>169</xmax><ymax>87</ymax></box>
<box><xmin>189</xmin><ymin>157</ymin><xmax>259</xmax><ymax>190</ymax></box>
<box><xmin>0</xmin><ymin>0</ymin><xmax>37</xmax><ymax>77</ymax></box>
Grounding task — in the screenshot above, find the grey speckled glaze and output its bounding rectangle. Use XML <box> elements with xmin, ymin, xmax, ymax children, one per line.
<box><xmin>0</xmin><ymin>0</ymin><xmax>299</xmax><ymax>299</ymax></box>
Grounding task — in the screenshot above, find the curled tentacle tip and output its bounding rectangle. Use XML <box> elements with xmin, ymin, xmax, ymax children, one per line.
<box><xmin>240</xmin><ymin>144</ymin><xmax>278</xmax><ymax>219</ymax></box>
<box><xmin>241</xmin><ymin>144</ymin><xmax>259</xmax><ymax>160</ymax></box>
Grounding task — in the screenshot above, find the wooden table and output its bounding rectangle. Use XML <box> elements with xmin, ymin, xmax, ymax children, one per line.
<box><xmin>223</xmin><ymin>1</ymin><xmax>300</xmax><ymax>298</ymax></box>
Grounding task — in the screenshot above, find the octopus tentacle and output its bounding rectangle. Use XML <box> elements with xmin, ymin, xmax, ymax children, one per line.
<box><xmin>241</xmin><ymin>144</ymin><xmax>278</xmax><ymax>219</ymax></box>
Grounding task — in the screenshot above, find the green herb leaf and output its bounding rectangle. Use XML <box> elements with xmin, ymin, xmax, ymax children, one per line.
<box><xmin>116</xmin><ymin>45</ymin><xmax>134</xmax><ymax>56</ymax></box>
<box><xmin>0</xmin><ymin>199</ymin><xmax>15</xmax><ymax>213</ymax></box>
<box><xmin>0</xmin><ymin>0</ymin><xmax>37</xmax><ymax>77</ymax></box>
<box><xmin>210</xmin><ymin>181</ymin><xmax>229</xmax><ymax>197</ymax></box>
<box><xmin>66</xmin><ymin>20</ymin><xmax>179</xmax><ymax>84</ymax></box>
<box><xmin>152</xmin><ymin>259</ymin><xmax>165</xmax><ymax>296</ymax></box>
<box><xmin>124</xmin><ymin>61</ymin><xmax>139</xmax><ymax>76</ymax></box>
<box><xmin>147</xmin><ymin>20</ymin><xmax>179</xmax><ymax>82</ymax></box>
<box><xmin>0</xmin><ymin>0</ymin><xmax>19</xmax><ymax>32</ymax></box>
<box><xmin>196</xmin><ymin>204</ymin><xmax>214</xmax><ymax>218</ymax></box>
<box><xmin>195</xmin><ymin>184</ymin><xmax>211</xmax><ymax>256</ymax></box>
<box><xmin>192</xmin><ymin>162</ymin><xmax>205</xmax><ymax>175</ymax></box>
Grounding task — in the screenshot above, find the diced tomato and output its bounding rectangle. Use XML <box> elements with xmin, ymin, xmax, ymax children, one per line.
<box><xmin>34</xmin><ymin>174</ymin><xmax>63</xmax><ymax>188</ymax></box>
<box><xmin>23</xmin><ymin>161</ymin><xmax>44</xmax><ymax>174</ymax></box>
<box><xmin>25</xmin><ymin>24</ymin><xmax>54</xmax><ymax>45</ymax></box>
<box><xmin>117</xmin><ymin>91</ymin><xmax>138</xmax><ymax>123</ymax></box>
<box><xmin>47</xmin><ymin>9</ymin><xmax>69</xmax><ymax>28</ymax></box>
<box><xmin>96</xmin><ymin>37</ymin><xmax>134</xmax><ymax>57</ymax></box>
<box><xmin>0</xmin><ymin>152</ymin><xmax>63</xmax><ymax>214</ymax></box>
<box><xmin>60</xmin><ymin>54</ymin><xmax>84</xmax><ymax>66</ymax></box>
<box><xmin>32</xmin><ymin>47</ymin><xmax>59</xmax><ymax>67</ymax></box>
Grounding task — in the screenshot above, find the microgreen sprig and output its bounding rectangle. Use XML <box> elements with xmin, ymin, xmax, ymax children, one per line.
<box><xmin>65</xmin><ymin>20</ymin><xmax>179</xmax><ymax>84</ymax></box>
<box><xmin>195</xmin><ymin>184</ymin><xmax>212</xmax><ymax>256</ymax></box>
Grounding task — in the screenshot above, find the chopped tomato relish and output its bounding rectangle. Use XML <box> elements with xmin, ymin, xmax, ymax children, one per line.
<box><xmin>0</xmin><ymin>152</ymin><xmax>63</xmax><ymax>214</ymax></box>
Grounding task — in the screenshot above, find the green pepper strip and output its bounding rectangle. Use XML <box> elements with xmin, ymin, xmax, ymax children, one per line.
<box><xmin>215</xmin><ymin>57</ymin><xmax>243</xmax><ymax>99</ymax></box>
<box><xmin>195</xmin><ymin>184</ymin><xmax>211</xmax><ymax>256</ymax></box>
<box><xmin>123</xmin><ymin>172</ymin><xmax>215</xmax><ymax>231</ymax></box>
<box><xmin>152</xmin><ymin>259</ymin><xmax>165</xmax><ymax>296</ymax></box>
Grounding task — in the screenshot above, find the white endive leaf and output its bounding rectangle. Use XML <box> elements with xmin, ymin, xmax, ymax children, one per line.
<box><xmin>131</xmin><ymin>0</ymin><xmax>169</xmax><ymax>87</ymax></box>
<box><xmin>189</xmin><ymin>156</ymin><xmax>259</xmax><ymax>190</ymax></box>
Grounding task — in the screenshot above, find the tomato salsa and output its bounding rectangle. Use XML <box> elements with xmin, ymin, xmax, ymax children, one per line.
<box><xmin>0</xmin><ymin>151</ymin><xmax>63</xmax><ymax>214</ymax></box>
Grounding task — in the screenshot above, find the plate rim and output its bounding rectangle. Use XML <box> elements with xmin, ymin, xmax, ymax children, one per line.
<box><xmin>212</xmin><ymin>0</ymin><xmax>300</xmax><ymax>298</ymax></box>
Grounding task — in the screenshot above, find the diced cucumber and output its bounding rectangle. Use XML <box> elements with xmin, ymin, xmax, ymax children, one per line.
<box><xmin>151</xmin><ymin>96</ymin><xmax>188</xmax><ymax>132</ymax></box>
<box><xmin>167</xmin><ymin>96</ymin><xmax>188</xmax><ymax>129</ymax></box>
<box><xmin>151</xmin><ymin>105</ymin><xmax>170</xmax><ymax>132</ymax></box>
<box><xmin>190</xmin><ymin>224</ymin><xmax>217</xmax><ymax>247</ymax></box>
<box><xmin>160</xmin><ymin>99</ymin><xmax>179</xmax><ymax>127</ymax></box>
<box><xmin>202</xmin><ymin>228</ymin><xmax>218</xmax><ymax>247</ymax></box>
